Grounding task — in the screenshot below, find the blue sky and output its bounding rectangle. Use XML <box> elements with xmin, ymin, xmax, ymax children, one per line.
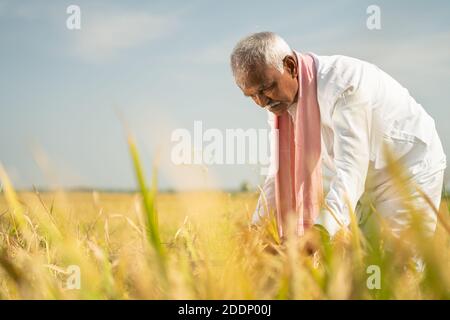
<box><xmin>1</xmin><ymin>0</ymin><xmax>449</xmax><ymax>191</ymax></box>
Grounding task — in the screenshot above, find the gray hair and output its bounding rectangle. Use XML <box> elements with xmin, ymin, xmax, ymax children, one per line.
<box><xmin>230</xmin><ymin>32</ymin><xmax>292</xmax><ymax>87</ymax></box>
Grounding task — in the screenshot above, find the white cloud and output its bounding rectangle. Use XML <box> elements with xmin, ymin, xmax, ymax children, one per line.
<box><xmin>289</xmin><ymin>28</ymin><xmax>450</xmax><ymax>88</ymax></box>
<box><xmin>71</xmin><ymin>11</ymin><xmax>178</xmax><ymax>62</ymax></box>
<box><xmin>189</xmin><ymin>39</ymin><xmax>235</xmax><ymax>65</ymax></box>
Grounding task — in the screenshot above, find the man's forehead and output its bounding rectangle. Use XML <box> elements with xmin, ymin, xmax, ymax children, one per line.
<box><xmin>237</xmin><ymin>64</ymin><xmax>278</xmax><ymax>94</ymax></box>
<box><xmin>240</xmin><ymin>80</ymin><xmax>271</xmax><ymax>95</ymax></box>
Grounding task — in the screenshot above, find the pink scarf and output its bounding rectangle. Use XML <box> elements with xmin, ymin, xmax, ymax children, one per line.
<box><xmin>274</xmin><ymin>52</ymin><xmax>323</xmax><ymax>238</ymax></box>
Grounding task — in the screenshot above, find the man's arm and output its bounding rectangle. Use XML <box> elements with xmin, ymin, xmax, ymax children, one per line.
<box><xmin>315</xmin><ymin>88</ymin><xmax>372</xmax><ymax>236</ymax></box>
<box><xmin>252</xmin><ymin>111</ymin><xmax>277</xmax><ymax>225</ymax></box>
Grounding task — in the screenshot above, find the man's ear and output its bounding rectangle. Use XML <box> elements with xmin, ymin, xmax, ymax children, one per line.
<box><xmin>283</xmin><ymin>55</ymin><xmax>298</xmax><ymax>79</ymax></box>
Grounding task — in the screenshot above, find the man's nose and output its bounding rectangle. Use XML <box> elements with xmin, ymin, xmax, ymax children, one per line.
<box><xmin>253</xmin><ymin>93</ymin><xmax>269</xmax><ymax>108</ymax></box>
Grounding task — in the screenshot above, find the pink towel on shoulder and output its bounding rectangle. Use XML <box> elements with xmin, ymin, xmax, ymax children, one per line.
<box><xmin>274</xmin><ymin>52</ymin><xmax>323</xmax><ymax>238</ymax></box>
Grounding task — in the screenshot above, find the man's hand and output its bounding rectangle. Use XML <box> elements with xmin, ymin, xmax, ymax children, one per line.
<box><xmin>303</xmin><ymin>224</ymin><xmax>331</xmax><ymax>256</ymax></box>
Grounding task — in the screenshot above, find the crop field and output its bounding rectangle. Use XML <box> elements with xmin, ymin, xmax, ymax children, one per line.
<box><xmin>0</xmin><ymin>139</ymin><xmax>449</xmax><ymax>299</ymax></box>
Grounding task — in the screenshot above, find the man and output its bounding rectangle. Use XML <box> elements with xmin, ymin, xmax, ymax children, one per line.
<box><xmin>230</xmin><ymin>32</ymin><xmax>447</xmax><ymax>239</ymax></box>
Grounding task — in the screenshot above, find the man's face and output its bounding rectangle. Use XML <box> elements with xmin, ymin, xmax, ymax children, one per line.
<box><xmin>239</xmin><ymin>55</ymin><xmax>299</xmax><ymax>116</ymax></box>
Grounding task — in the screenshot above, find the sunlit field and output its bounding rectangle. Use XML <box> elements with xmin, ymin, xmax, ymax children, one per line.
<box><xmin>0</xmin><ymin>139</ymin><xmax>449</xmax><ymax>300</ymax></box>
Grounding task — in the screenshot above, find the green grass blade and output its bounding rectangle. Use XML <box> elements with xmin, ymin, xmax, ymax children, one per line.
<box><xmin>127</xmin><ymin>136</ymin><xmax>164</xmax><ymax>259</ymax></box>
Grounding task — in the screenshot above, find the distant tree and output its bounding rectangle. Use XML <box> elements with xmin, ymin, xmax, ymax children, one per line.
<box><xmin>239</xmin><ymin>181</ymin><xmax>251</xmax><ymax>193</ymax></box>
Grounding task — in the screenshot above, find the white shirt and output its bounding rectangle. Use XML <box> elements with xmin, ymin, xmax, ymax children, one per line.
<box><xmin>253</xmin><ymin>53</ymin><xmax>447</xmax><ymax>236</ymax></box>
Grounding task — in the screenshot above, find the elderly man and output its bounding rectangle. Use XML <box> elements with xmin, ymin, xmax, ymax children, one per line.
<box><xmin>230</xmin><ymin>32</ymin><xmax>447</xmax><ymax>239</ymax></box>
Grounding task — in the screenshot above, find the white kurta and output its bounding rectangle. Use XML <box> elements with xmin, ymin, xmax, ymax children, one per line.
<box><xmin>253</xmin><ymin>53</ymin><xmax>447</xmax><ymax>237</ymax></box>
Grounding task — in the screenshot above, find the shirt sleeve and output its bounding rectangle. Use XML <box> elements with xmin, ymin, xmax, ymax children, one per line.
<box><xmin>252</xmin><ymin>110</ymin><xmax>277</xmax><ymax>225</ymax></box>
<box><xmin>314</xmin><ymin>88</ymin><xmax>372</xmax><ymax>236</ymax></box>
